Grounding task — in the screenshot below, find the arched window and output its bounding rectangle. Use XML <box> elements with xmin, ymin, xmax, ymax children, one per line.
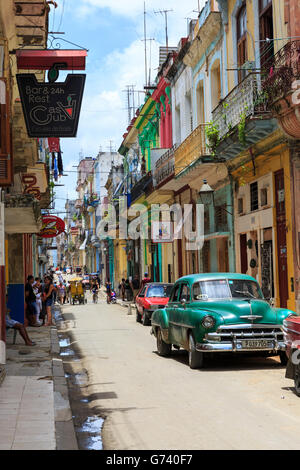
<box><xmin>210</xmin><ymin>59</ymin><xmax>221</xmax><ymax>111</ymax></box>
<box><xmin>237</xmin><ymin>4</ymin><xmax>247</xmax><ymax>82</ymax></box>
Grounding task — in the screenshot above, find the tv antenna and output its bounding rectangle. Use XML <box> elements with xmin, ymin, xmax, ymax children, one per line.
<box><xmin>154</xmin><ymin>8</ymin><xmax>173</xmax><ymax>52</ymax></box>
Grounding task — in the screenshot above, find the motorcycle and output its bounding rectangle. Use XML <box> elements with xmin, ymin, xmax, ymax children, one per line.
<box><xmin>110</xmin><ymin>291</ymin><xmax>117</xmax><ymax>304</ymax></box>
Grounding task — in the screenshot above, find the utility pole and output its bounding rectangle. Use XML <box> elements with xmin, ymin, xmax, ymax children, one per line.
<box><xmin>144</xmin><ymin>1</ymin><xmax>147</xmax><ymax>88</ymax></box>
<box><xmin>154</xmin><ymin>8</ymin><xmax>173</xmax><ymax>52</ymax></box>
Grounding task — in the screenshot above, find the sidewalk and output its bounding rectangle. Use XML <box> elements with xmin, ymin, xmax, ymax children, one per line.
<box><xmin>0</xmin><ymin>306</ymin><xmax>78</xmax><ymax>450</ymax></box>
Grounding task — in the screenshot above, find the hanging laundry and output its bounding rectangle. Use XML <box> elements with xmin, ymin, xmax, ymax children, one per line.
<box><xmin>48</xmin><ymin>137</ymin><xmax>60</xmax><ymax>153</ymax></box>
<box><xmin>53</xmin><ymin>155</ymin><xmax>58</xmax><ymax>181</ymax></box>
<box><xmin>57</xmin><ymin>150</ymin><xmax>63</xmax><ymax>176</ymax></box>
<box><xmin>51</xmin><ymin>152</ymin><xmax>55</xmax><ymax>170</ymax></box>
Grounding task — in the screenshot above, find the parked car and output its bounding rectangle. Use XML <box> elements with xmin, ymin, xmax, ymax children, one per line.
<box><xmin>283</xmin><ymin>314</ymin><xmax>300</xmax><ymax>395</ymax></box>
<box><xmin>151</xmin><ymin>273</ymin><xmax>295</xmax><ymax>369</ymax></box>
<box><xmin>136</xmin><ymin>283</ymin><xmax>173</xmax><ymax>326</ymax></box>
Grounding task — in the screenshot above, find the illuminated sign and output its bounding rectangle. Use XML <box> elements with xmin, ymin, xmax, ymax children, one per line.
<box><xmin>16</xmin><ymin>74</ymin><xmax>86</xmax><ymax>137</ymax></box>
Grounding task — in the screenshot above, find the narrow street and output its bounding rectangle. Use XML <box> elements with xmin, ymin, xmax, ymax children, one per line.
<box><xmin>60</xmin><ymin>295</ymin><xmax>300</xmax><ymax>451</ymax></box>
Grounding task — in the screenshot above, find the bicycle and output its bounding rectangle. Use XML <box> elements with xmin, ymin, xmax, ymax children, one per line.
<box><xmin>92</xmin><ymin>291</ymin><xmax>98</xmax><ymax>304</ymax></box>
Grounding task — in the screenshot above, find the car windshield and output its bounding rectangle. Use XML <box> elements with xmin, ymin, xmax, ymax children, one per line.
<box><xmin>147</xmin><ymin>285</ymin><xmax>172</xmax><ymax>298</ymax></box>
<box><xmin>193</xmin><ymin>279</ymin><xmax>264</xmax><ymax>300</ymax></box>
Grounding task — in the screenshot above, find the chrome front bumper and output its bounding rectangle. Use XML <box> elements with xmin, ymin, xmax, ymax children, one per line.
<box><xmin>196</xmin><ymin>340</ymin><xmax>286</xmax><ymax>353</ymax></box>
<box><xmin>197</xmin><ymin>324</ymin><xmax>285</xmax><ymax>353</ymax></box>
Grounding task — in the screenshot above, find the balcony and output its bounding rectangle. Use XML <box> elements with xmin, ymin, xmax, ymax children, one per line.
<box><xmin>174</xmin><ymin>124</ymin><xmax>210</xmax><ymax>177</ymax></box>
<box><xmin>153</xmin><ymin>146</ymin><xmax>176</xmax><ymax>188</ymax></box>
<box><xmin>130</xmin><ymin>172</ymin><xmax>153</xmax><ymax>204</ymax></box>
<box><xmin>4</xmin><ymin>193</ymin><xmax>41</xmax><ymax>234</ymax></box>
<box><xmin>211</xmin><ymin>73</ymin><xmax>277</xmax><ymax>159</ymax></box>
<box><xmin>262</xmin><ymin>40</ymin><xmax>300</xmax><ymax>139</ymax></box>
<box><xmin>184</xmin><ymin>3</ymin><xmax>221</xmax><ymax>69</ymax></box>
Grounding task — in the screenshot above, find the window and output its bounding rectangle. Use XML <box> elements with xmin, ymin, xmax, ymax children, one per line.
<box><xmin>210</xmin><ymin>60</ymin><xmax>221</xmax><ymax>110</ymax></box>
<box><xmin>179</xmin><ymin>284</ymin><xmax>190</xmax><ymax>302</ymax></box>
<box><xmin>250</xmin><ymin>182</ymin><xmax>259</xmax><ymax>211</ymax></box>
<box><xmin>170</xmin><ymin>283</ymin><xmax>181</xmax><ymax>302</ymax></box>
<box><xmin>138</xmin><ymin>286</ymin><xmax>147</xmax><ymax>298</ymax></box>
<box><xmin>261</xmin><ymin>188</ymin><xmax>268</xmax><ymax>206</ymax></box>
<box><xmin>237</xmin><ymin>4</ymin><xmax>247</xmax><ymax>83</ymax></box>
<box><xmin>238</xmin><ymin>198</ymin><xmax>244</xmax><ymax>214</ymax></box>
<box><xmin>196</xmin><ymin>80</ymin><xmax>205</xmax><ymax>125</ymax></box>
<box><xmin>259</xmin><ymin>0</ymin><xmax>273</xmax><ymax>68</ymax></box>
<box><xmin>215</xmin><ymin>205</ymin><xmax>227</xmax><ymax>232</ymax></box>
<box><xmin>146</xmin><ymin>285</ymin><xmax>173</xmax><ymax>298</ymax></box>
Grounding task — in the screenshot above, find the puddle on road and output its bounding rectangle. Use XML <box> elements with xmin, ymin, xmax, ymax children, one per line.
<box><xmin>59</xmin><ymin>338</ymin><xmax>71</xmax><ymax>348</ymax></box>
<box><xmin>75</xmin><ymin>416</ymin><xmax>105</xmax><ymax>450</ymax></box>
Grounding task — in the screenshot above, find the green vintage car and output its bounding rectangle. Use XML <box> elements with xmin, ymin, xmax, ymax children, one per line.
<box><xmin>151</xmin><ymin>273</ymin><xmax>295</xmax><ymax>369</ymax></box>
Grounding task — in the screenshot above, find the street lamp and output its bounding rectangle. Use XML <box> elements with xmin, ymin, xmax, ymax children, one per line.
<box><xmin>198</xmin><ymin>180</ymin><xmax>215</xmax><ymax>206</ymax></box>
<box><xmin>198</xmin><ymin>179</ymin><xmax>233</xmax><ymax>215</ymax></box>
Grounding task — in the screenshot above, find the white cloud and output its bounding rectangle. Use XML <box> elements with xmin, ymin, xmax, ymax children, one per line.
<box><xmin>53</xmin><ymin>0</ymin><xmax>207</xmax><ymax>210</ymax></box>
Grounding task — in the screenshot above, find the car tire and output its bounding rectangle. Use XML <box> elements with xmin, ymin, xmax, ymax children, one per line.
<box><xmin>188</xmin><ymin>333</ymin><xmax>204</xmax><ymax>369</ymax></box>
<box><xmin>142</xmin><ymin>310</ymin><xmax>150</xmax><ymax>326</ymax></box>
<box><xmin>294</xmin><ymin>364</ymin><xmax>300</xmax><ymax>397</ymax></box>
<box><xmin>279</xmin><ymin>351</ymin><xmax>288</xmax><ymax>366</ymax></box>
<box><xmin>157</xmin><ymin>329</ymin><xmax>171</xmax><ymax>357</ymax></box>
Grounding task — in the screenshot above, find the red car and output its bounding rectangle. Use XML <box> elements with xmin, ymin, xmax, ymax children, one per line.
<box><xmin>136</xmin><ymin>283</ymin><xmax>173</xmax><ymax>326</ymax></box>
<box><xmin>284</xmin><ymin>315</ymin><xmax>300</xmax><ymax>396</ymax></box>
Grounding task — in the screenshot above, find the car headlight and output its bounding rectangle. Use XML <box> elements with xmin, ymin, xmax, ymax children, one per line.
<box><xmin>202</xmin><ymin>315</ymin><xmax>215</xmax><ymax>329</ymax></box>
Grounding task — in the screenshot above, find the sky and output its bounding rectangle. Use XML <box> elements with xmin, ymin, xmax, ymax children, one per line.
<box><xmin>50</xmin><ymin>0</ymin><xmax>206</xmax><ymax>212</ymax></box>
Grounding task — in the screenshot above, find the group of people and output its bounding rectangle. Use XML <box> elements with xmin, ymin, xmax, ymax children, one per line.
<box><xmin>118</xmin><ymin>273</ymin><xmax>151</xmax><ymax>302</ymax></box>
<box><xmin>5</xmin><ymin>273</ymin><xmax>58</xmax><ymax>347</ymax></box>
<box><xmin>25</xmin><ymin>274</ymin><xmax>56</xmax><ymax>327</ymax></box>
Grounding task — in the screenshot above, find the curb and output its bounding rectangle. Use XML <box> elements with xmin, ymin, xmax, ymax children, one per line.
<box><xmin>0</xmin><ymin>366</ymin><xmax>6</xmax><ymax>387</ymax></box>
<box><xmin>51</xmin><ymin>308</ymin><xmax>78</xmax><ymax>450</ymax></box>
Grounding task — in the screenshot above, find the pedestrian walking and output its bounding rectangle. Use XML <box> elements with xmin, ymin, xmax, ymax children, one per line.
<box><xmin>125</xmin><ymin>278</ymin><xmax>133</xmax><ymax>301</ymax></box>
<box><xmin>131</xmin><ymin>274</ymin><xmax>140</xmax><ymax>302</ymax></box>
<box><xmin>57</xmin><ymin>282</ymin><xmax>66</xmax><ymax>305</ymax></box>
<box><xmin>106</xmin><ymin>280</ymin><xmax>112</xmax><ymax>304</ymax></box>
<box><xmin>119</xmin><ymin>278</ymin><xmax>126</xmax><ymax>301</ymax></box>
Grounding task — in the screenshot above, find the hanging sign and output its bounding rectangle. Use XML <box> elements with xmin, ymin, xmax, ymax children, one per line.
<box><xmin>38</xmin><ymin>215</ymin><xmax>65</xmax><ymax>238</ymax></box>
<box><xmin>16</xmin><ymin>73</ymin><xmax>86</xmax><ymax>137</ymax></box>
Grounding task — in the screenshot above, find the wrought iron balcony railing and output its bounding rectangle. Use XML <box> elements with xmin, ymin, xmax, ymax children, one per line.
<box><xmin>212</xmin><ymin>73</ymin><xmax>270</xmax><ymax>140</ymax></box>
<box><xmin>174</xmin><ymin>124</ymin><xmax>209</xmax><ymax>176</ymax></box>
<box><xmin>262</xmin><ymin>40</ymin><xmax>300</xmax><ymax>107</ymax></box>
<box><xmin>154</xmin><ymin>145</ymin><xmax>176</xmax><ymax>187</ymax></box>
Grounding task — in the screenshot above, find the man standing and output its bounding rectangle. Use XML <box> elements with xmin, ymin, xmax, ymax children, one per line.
<box><xmin>131</xmin><ymin>275</ymin><xmax>140</xmax><ymax>302</ymax></box>
<box><xmin>141</xmin><ymin>272</ymin><xmax>151</xmax><ymax>288</ymax></box>
<box><xmin>25</xmin><ymin>275</ymin><xmax>39</xmax><ymax>327</ymax></box>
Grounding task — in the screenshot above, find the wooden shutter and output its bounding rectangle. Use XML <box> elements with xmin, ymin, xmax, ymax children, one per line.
<box><xmin>0</xmin><ymin>78</ymin><xmax>12</xmax><ymax>186</ymax></box>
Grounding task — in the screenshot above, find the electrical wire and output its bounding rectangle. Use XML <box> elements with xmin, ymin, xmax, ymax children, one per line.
<box><xmin>57</xmin><ymin>0</ymin><xmax>66</xmax><ymax>33</ymax></box>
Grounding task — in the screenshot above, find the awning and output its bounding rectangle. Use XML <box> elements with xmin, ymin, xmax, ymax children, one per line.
<box><xmin>79</xmin><ymin>238</ymin><xmax>87</xmax><ymax>250</ymax></box>
<box><xmin>16</xmin><ymin>49</ymin><xmax>87</xmax><ymax>70</ymax></box>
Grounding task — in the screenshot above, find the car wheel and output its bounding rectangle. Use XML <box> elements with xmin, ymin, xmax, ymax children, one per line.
<box><xmin>188</xmin><ymin>333</ymin><xmax>204</xmax><ymax>369</ymax></box>
<box><xmin>157</xmin><ymin>329</ymin><xmax>171</xmax><ymax>357</ymax></box>
<box><xmin>279</xmin><ymin>351</ymin><xmax>288</xmax><ymax>366</ymax></box>
<box><xmin>294</xmin><ymin>364</ymin><xmax>300</xmax><ymax>397</ymax></box>
<box><xmin>142</xmin><ymin>310</ymin><xmax>150</xmax><ymax>326</ymax></box>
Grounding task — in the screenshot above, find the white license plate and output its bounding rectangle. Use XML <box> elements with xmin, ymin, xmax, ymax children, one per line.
<box><xmin>241</xmin><ymin>340</ymin><xmax>274</xmax><ymax>349</ymax></box>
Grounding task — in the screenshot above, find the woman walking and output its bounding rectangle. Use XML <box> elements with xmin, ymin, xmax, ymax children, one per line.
<box><xmin>43</xmin><ymin>276</ymin><xmax>55</xmax><ymax>326</ymax></box>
